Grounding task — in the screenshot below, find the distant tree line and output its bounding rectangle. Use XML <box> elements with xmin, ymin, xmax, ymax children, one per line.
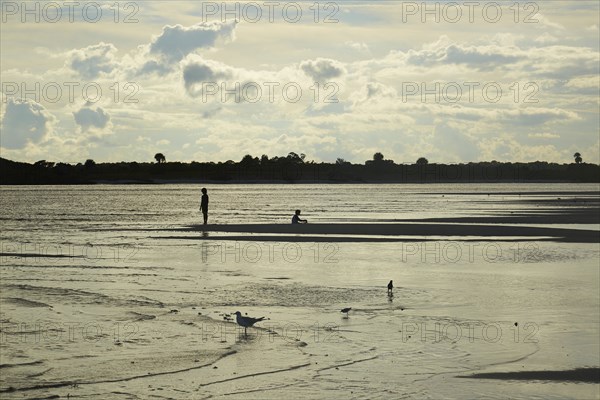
<box><xmin>1</xmin><ymin>152</ymin><xmax>597</xmax><ymax>184</ymax></box>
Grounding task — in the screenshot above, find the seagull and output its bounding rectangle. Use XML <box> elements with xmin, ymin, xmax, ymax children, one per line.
<box><xmin>234</xmin><ymin>311</ymin><xmax>265</xmax><ymax>336</ymax></box>
<box><xmin>341</xmin><ymin>307</ymin><xmax>351</xmax><ymax>318</ymax></box>
<box><xmin>387</xmin><ymin>280</ymin><xmax>394</xmax><ymax>295</ymax></box>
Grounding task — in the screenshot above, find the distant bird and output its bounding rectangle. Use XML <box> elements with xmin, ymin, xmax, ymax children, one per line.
<box><xmin>234</xmin><ymin>311</ymin><xmax>265</xmax><ymax>336</ymax></box>
<box><xmin>341</xmin><ymin>307</ymin><xmax>351</xmax><ymax>318</ymax></box>
<box><xmin>387</xmin><ymin>280</ymin><xmax>394</xmax><ymax>295</ymax></box>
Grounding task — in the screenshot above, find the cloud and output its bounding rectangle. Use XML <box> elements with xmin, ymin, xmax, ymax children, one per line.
<box><xmin>149</xmin><ymin>21</ymin><xmax>237</xmax><ymax>63</ymax></box>
<box><xmin>528</xmin><ymin>132</ymin><xmax>560</xmax><ymax>139</ymax></box>
<box><xmin>368</xmin><ymin>35</ymin><xmax>597</xmax><ymax>81</ymax></box>
<box><xmin>300</xmin><ymin>58</ymin><xmax>346</xmax><ymax>81</ymax></box>
<box><xmin>403</xmin><ymin>39</ymin><xmax>522</xmax><ymax>69</ymax></box>
<box><xmin>479</xmin><ymin>136</ymin><xmax>564</xmax><ymax>162</ymax></box>
<box><xmin>526</xmin><ymin>45</ymin><xmax>599</xmax><ymax>79</ymax></box>
<box><xmin>0</xmin><ymin>98</ymin><xmax>55</xmax><ymax>149</ymax></box>
<box><xmin>132</xmin><ymin>21</ymin><xmax>238</xmax><ymax>77</ymax></box>
<box><xmin>534</xmin><ymin>33</ymin><xmax>559</xmax><ymax>44</ymax></box>
<box><xmin>181</xmin><ymin>56</ymin><xmax>234</xmax><ymax>96</ymax></box>
<box><xmin>433</xmin><ymin>122</ymin><xmax>479</xmax><ymax>161</ymax></box>
<box><xmin>534</xmin><ymin>13</ymin><xmax>565</xmax><ymax>31</ymax></box>
<box><xmin>350</xmin><ymin>81</ymin><xmax>398</xmax><ymax>110</ymax></box>
<box><xmin>366</xmin><ymin>37</ymin><xmax>589</xmax><ymax>86</ymax></box>
<box><xmin>364</xmin><ymin>82</ymin><xmax>397</xmax><ymax>99</ymax></box>
<box><xmin>1</xmin><ymin>3</ymin><xmax>598</xmax><ymax>165</ymax></box>
<box><xmin>68</xmin><ymin>42</ymin><xmax>118</xmax><ymax>79</ymax></box>
<box><xmin>444</xmin><ymin>44</ymin><xmax>521</xmax><ymax>67</ymax></box>
<box><xmin>137</xmin><ymin>59</ymin><xmax>173</xmax><ymax>77</ymax></box>
<box><xmin>73</xmin><ymin>106</ymin><xmax>110</xmax><ymax>131</ymax></box>
<box><xmin>565</xmin><ymin>75</ymin><xmax>599</xmax><ymax>90</ymax></box>
<box><xmin>427</xmin><ymin>105</ymin><xmax>579</xmax><ymax>126</ymax></box>
<box><xmin>501</xmin><ymin>108</ymin><xmax>580</xmax><ymax>126</ymax></box>
<box><xmin>345</xmin><ymin>41</ymin><xmax>369</xmax><ymax>52</ymax></box>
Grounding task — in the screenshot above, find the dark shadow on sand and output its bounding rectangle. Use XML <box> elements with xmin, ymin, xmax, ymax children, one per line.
<box><xmin>458</xmin><ymin>367</ymin><xmax>600</xmax><ymax>383</ymax></box>
<box><xmin>182</xmin><ymin>223</ymin><xmax>599</xmax><ymax>243</ymax></box>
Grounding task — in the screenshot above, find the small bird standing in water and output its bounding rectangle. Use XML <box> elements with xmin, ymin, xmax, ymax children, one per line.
<box><xmin>234</xmin><ymin>311</ymin><xmax>265</xmax><ymax>336</ymax></box>
<box><xmin>387</xmin><ymin>280</ymin><xmax>394</xmax><ymax>295</ymax></box>
<box><xmin>341</xmin><ymin>307</ymin><xmax>352</xmax><ymax>318</ymax></box>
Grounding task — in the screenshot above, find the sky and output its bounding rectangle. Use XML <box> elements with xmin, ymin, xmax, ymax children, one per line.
<box><xmin>1</xmin><ymin>1</ymin><xmax>599</xmax><ymax>164</ymax></box>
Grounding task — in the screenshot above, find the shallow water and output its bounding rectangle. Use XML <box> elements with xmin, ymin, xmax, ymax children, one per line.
<box><xmin>1</xmin><ymin>183</ymin><xmax>598</xmax><ymax>399</ymax></box>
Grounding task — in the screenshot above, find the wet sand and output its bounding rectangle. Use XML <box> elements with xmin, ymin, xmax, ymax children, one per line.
<box><xmin>1</xmin><ymin>184</ymin><xmax>598</xmax><ymax>399</ymax></box>
<box><xmin>2</xmin><ymin>236</ymin><xmax>598</xmax><ymax>399</ymax></box>
<box><xmin>459</xmin><ymin>367</ymin><xmax>600</xmax><ymax>383</ymax></box>
<box><xmin>184</xmin><ymin>222</ymin><xmax>599</xmax><ymax>243</ymax></box>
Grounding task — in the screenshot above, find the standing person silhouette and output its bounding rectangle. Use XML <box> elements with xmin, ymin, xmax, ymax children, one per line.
<box><xmin>200</xmin><ymin>188</ymin><xmax>209</xmax><ymax>225</ymax></box>
<box><xmin>292</xmin><ymin>209</ymin><xmax>307</xmax><ymax>224</ymax></box>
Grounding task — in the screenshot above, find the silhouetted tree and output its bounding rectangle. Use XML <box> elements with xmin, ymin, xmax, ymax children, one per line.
<box><xmin>574</xmin><ymin>152</ymin><xmax>582</xmax><ymax>164</ymax></box>
<box><xmin>1</xmin><ymin>155</ymin><xmax>598</xmax><ymax>185</ymax></box>
<box><xmin>34</xmin><ymin>160</ymin><xmax>54</xmax><ymax>168</ymax></box>
<box><xmin>260</xmin><ymin>154</ymin><xmax>269</xmax><ymax>165</ymax></box>
<box><xmin>54</xmin><ymin>162</ymin><xmax>72</xmax><ymax>175</ymax></box>
<box><xmin>416</xmin><ymin>157</ymin><xmax>429</xmax><ymax>165</ymax></box>
<box><xmin>373</xmin><ymin>152</ymin><xmax>384</xmax><ymax>162</ymax></box>
<box><xmin>154</xmin><ymin>153</ymin><xmax>166</xmax><ymax>163</ymax></box>
<box><xmin>287</xmin><ymin>152</ymin><xmax>305</xmax><ymax>163</ymax></box>
<box><xmin>240</xmin><ymin>154</ymin><xmax>259</xmax><ymax>166</ymax></box>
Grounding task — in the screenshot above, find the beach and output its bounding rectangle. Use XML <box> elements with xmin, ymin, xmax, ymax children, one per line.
<box><xmin>0</xmin><ymin>183</ymin><xmax>598</xmax><ymax>399</ymax></box>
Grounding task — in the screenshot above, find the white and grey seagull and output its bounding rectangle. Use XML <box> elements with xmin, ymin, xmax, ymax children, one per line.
<box><xmin>234</xmin><ymin>311</ymin><xmax>265</xmax><ymax>336</ymax></box>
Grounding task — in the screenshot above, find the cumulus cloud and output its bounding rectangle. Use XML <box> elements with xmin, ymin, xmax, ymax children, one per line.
<box><xmin>357</xmin><ymin>35</ymin><xmax>599</xmax><ymax>90</ymax></box>
<box><xmin>423</xmin><ymin>105</ymin><xmax>580</xmax><ymax>126</ymax></box>
<box><xmin>403</xmin><ymin>40</ymin><xmax>521</xmax><ymax>69</ymax></box>
<box><xmin>73</xmin><ymin>106</ymin><xmax>110</xmax><ymax>131</ymax></box>
<box><xmin>149</xmin><ymin>21</ymin><xmax>237</xmax><ymax>63</ymax></box>
<box><xmin>68</xmin><ymin>42</ymin><xmax>118</xmax><ymax>79</ymax></box>
<box><xmin>364</xmin><ymin>82</ymin><xmax>397</xmax><ymax>99</ymax></box>
<box><xmin>525</xmin><ymin>45</ymin><xmax>599</xmax><ymax>78</ymax></box>
<box><xmin>2</xmin><ymin>4</ymin><xmax>598</xmax><ymax>164</ymax></box>
<box><xmin>444</xmin><ymin>44</ymin><xmax>521</xmax><ymax>67</ymax></box>
<box><xmin>350</xmin><ymin>82</ymin><xmax>398</xmax><ymax>110</ymax></box>
<box><xmin>300</xmin><ymin>58</ymin><xmax>346</xmax><ymax>81</ymax></box>
<box><xmin>0</xmin><ymin>98</ymin><xmax>55</xmax><ymax>149</ymax></box>
<box><xmin>366</xmin><ymin>35</ymin><xmax>598</xmax><ymax>84</ymax></box>
<box><xmin>501</xmin><ymin>107</ymin><xmax>580</xmax><ymax>125</ymax></box>
<box><xmin>181</xmin><ymin>56</ymin><xmax>234</xmax><ymax>96</ymax></box>
<box><xmin>137</xmin><ymin>59</ymin><xmax>173</xmax><ymax>77</ymax></box>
